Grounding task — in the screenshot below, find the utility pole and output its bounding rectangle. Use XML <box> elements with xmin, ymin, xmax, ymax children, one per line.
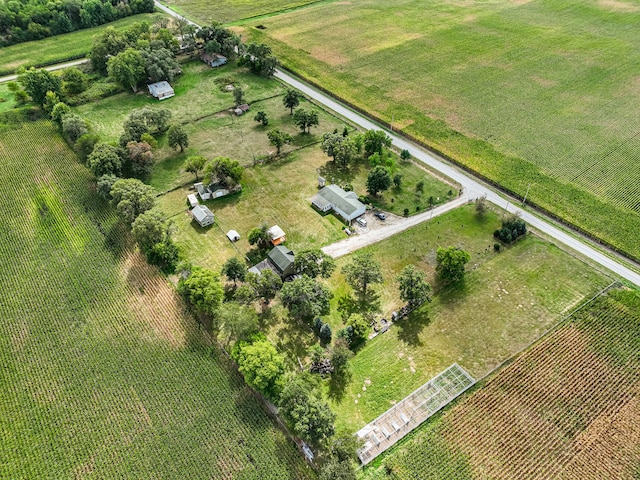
<box><xmin>522</xmin><ymin>183</ymin><xmax>532</xmax><ymax>206</ymax></box>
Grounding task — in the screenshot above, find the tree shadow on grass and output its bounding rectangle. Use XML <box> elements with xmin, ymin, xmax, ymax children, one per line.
<box><xmin>395</xmin><ymin>303</ymin><xmax>432</xmax><ymax>347</ymax></box>
<box><xmin>328</xmin><ymin>367</ymin><xmax>352</xmax><ymax>403</ymax></box>
<box><xmin>336</xmin><ymin>291</ymin><xmax>382</xmax><ymax>322</ymax></box>
<box><xmin>435</xmin><ymin>278</ymin><xmax>469</xmax><ymax>306</ymax></box>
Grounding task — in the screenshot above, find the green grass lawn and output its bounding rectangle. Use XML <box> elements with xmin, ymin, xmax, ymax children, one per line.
<box><xmin>0</xmin><ymin>120</ymin><xmax>313</xmax><ymax>479</ymax></box>
<box><xmin>0</xmin><ymin>84</ymin><xmax>17</xmax><ymax>113</ymax></box>
<box><xmin>0</xmin><ymin>13</ymin><xmax>164</xmax><ymax>76</ymax></box>
<box><xmin>237</xmin><ymin>0</ymin><xmax>640</xmax><ymax>260</ymax></box>
<box><xmin>158</xmin><ymin>0</ymin><xmax>322</xmax><ymax>24</ymax></box>
<box><xmin>322</xmin><ymin>204</ymin><xmax>612</xmax><ymax>432</ymax></box>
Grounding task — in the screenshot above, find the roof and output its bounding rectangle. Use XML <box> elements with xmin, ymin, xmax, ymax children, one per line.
<box><xmin>268</xmin><ymin>225</ymin><xmax>286</xmax><ymax>240</ymax></box>
<box><xmin>267</xmin><ymin>246</ymin><xmax>295</xmax><ymax>274</ymax></box>
<box><xmin>187</xmin><ymin>193</ymin><xmax>198</xmax><ymax>207</ymax></box>
<box><xmin>249</xmin><ymin>259</ymin><xmax>277</xmax><ymax>276</ymax></box>
<box><xmin>311</xmin><ymin>194</ymin><xmax>332</xmax><ymax>210</ymax></box>
<box><xmin>226</xmin><ymin>230</ymin><xmax>240</xmax><ymax>241</ymax></box>
<box><xmin>238</xmin><ymin>104</ymin><xmax>250</xmax><ymax>111</ymax></box>
<box><xmin>316</xmin><ymin>184</ymin><xmax>365</xmax><ymax>216</ymax></box>
<box><xmin>191</xmin><ymin>204</ymin><xmax>214</xmax><ymax>223</ymax></box>
<box><xmin>147</xmin><ymin>81</ymin><xmax>174</xmax><ymax>97</ymax></box>
<box><xmin>201</xmin><ymin>53</ymin><xmax>227</xmax><ymax>63</ymax></box>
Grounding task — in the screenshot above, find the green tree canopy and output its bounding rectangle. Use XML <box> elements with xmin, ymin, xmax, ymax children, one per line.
<box><xmin>293</xmin><ymin>249</ymin><xmax>336</xmax><ymax>279</ymax></box>
<box><xmin>107</xmin><ymin>48</ymin><xmax>146</xmax><ymax>92</ymax></box>
<box><xmin>217</xmin><ymin>302</ymin><xmax>259</xmax><ymax>345</ymax></box>
<box><xmin>366</xmin><ymin>166</ymin><xmax>392</xmax><ymax>196</ymax></box>
<box><xmin>342</xmin><ymin>252</ymin><xmax>383</xmax><ymax>298</ymax></box>
<box><xmin>62</xmin><ymin>67</ymin><xmax>88</xmax><ymax>95</ymax></box>
<box><xmin>239</xmin><ymin>43</ymin><xmax>278</xmax><ymax>77</ymax></box>
<box><xmin>345</xmin><ymin>313</ymin><xmax>369</xmax><ymax>346</ymax></box>
<box><xmin>221</xmin><ymin>257</ymin><xmax>247</xmax><ymax>285</ymax></box>
<box><xmin>142</xmin><ymin>46</ymin><xmax>180</xmax><ymax>83</ymax></box>
<box><xmin>50</xmin><ymin>102</ymin><xmax>70</xmax><ymax>127</ymax></box>
<box><xmin>183</xmin><ymin>155</ymin><xmax>206</xmax><ymax>181</ymax></box>
<box><xmin>167</xmin><ymin>123</ymin><xmax>189</xmax><ymax>152</ymax></box>
<box><xmin>397</xmin><ymin>265</ymin><xmax>432</xmax><ymax>307</ymax></box>
<box><xmin>280</xmin><ymin>275</ymin><xmax>333</xmax><ymax>321</ymax></box>
<box><xmin>88</xmin><ymin>143</ymin><xmax>122</xmax><ymax>178</ymax></box>
<box><xmin>254</xmin><ymin>110</ymin><xmax>269</xmax><ymax>126</ymax></box>
<box><xmin>131</xmin><ymin>209</ymin><xmax>170</xmax><ymax>253</ymax></box>
<box><xmin>436</xmin><ymin>246</ymin><xmax>471</xmax><ymax>283</ymax></box>
<box><xmin>247</xmin><ymin>224</ymin><xmax>271</xmax><ymax>249</ymax></box>
<box><xmin>205</xmin><ymin>156</ymin><xmax>243</xmax><ymax>187</ymax></box>
<box><xmin>232</xmin><ymin>337</ymin><xmax>285</xmax><ymax>399</ymax></box>
<box><xmin>267</xmin><ymin>128</ymin><xmax>293</xmax><ymax>156</ymax></box>
<box><xmin>363</xmin><ymin>129</ymin><xmax>392</xmax><ymax>157</ymax></box>
<box><xmin>283</xmin><ymin>89</ymin><xmax>301</xmax><ymax>114</ymax></box>
<box><xmin>110</xmin><ymin>178</ymin><xmax>156</xmax><ymax>225</ymax></box>
<box><xmin>178</xmin><ymin>266</ymin><xmax>224</xmax><ymax>317</ymax></box>
<box><xmin>126</xmin><ymin>141</ymin><xmax>154</xmax><ymax>177</ymax></box>
<box><xmin>18</xmin><ymin>67</ymin><xmax>62</xmax><ymax>106</ymax></box>
<box><xmin>61</xmin><ymin>114</ymin><xmax>89</xmax><ymax>143</ymax></box>
<box><xmin>293</xmin><ymin>108</ymin><xmax>319</xmax><ymax>134</ymax></box>
<box><xmin>120</xmin><ymin>107</ymin><xmax>172</xmax><ymax>145</ymax></box>
<box><xmin>246</xmin><ymin>270</ymin><xmax>282</xmax><ymax>305</ymax></box>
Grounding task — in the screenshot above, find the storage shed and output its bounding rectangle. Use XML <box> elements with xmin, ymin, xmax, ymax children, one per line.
<box><xmin>191</xmin><ymin>204</ymin><xmax>214</xmax><ymax>227</ymax></box>
<box><xmin>147</xmin><ymin>81</ymin><xmax>175</xmax><ymax>100</ymax></box>
<box><xmin>187</xmin><ymin>193</ymin><xmax>198</xmax><ymax>208</ymax></box>
<box><xmin>268</xmin><ymin>225</ymin><xmax>286</xmax><ymax>245</ymax></box>
<box><xmin>226</xmin><ymin>230</ymin><xmax>240</xmax><ymax>242</ymax></box>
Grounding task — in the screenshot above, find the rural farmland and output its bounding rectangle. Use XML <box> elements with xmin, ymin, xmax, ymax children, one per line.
<box><xmin>238</xmin><ymin>0</ymin><xmax>640</xmax><ymax>259</ymax></box>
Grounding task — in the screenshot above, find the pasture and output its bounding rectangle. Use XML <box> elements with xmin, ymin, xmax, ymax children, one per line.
<box><xmin>323</xmin><ymin>204</ymin><xmax>612</xmax><ymax>432</ymax></box>
<box><xmin>238</xmin><ymin>0</ymin><xmax>640</xmax><ymax>259</ymax></box>
<box><xmin>0</xmin><ymin>13</ymin><xmax>163</xmax><ymax>76</ymax></box>
<box><xmin>360</xmin><ymin>288</ymin><xmax>640</xmax><ymax>479</ymax></box>
<box><xmin>0</xmin><ymin>120</ymin><xmax>313</xmax><ymax>479</ymax></box>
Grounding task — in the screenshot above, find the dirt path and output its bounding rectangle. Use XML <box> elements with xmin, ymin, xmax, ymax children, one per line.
<box><xmin>322</xmin><ymin>195</ymin><xmax>470</xmax><ymax>258</ymax></box>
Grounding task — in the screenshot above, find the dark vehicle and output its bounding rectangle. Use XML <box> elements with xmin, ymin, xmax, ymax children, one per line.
<box><xmin>375</xmin><ymin>212</ymin><xmax>387</xmax><ymax>220</ymax></box>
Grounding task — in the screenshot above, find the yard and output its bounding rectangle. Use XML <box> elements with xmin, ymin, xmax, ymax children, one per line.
<box><xmin>321</xmin><ymin>204</ymin><xmax>612</xmax><ymax>432</ymax></box>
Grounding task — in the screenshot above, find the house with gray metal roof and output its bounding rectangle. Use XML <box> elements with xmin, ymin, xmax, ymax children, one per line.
<box><xmin>312</xmin><ymin>184</ymin><xmax>366</xmax><ymax>223</ymax></box>
<box><xmin>191</xmin><ymin>204</ymin><xmax>214</xmax><ymax>227</ymax></box>
<box><xmin>248</xmin><ymin>246</ymin><xmax>295</xmax><ymax>279</ymax></box>
<box><xmin>147</xmin><ymin>81</ymin><xmax>175</xmax><ymax>100</ymax></box>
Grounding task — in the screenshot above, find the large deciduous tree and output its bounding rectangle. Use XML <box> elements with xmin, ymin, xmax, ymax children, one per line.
<box><xmin>239</xmin><ymin>43</ymin><xmax>278</xmax><ymax>77</ymax></box>
<box><xmin>221</xmin><ymin>257</ymin><xmax>247</xmax><ymax>285</ymax></box>
<box><xmin>232</xmin><ymin>336</ymin><xmax>285</xmax><ymax>400</ymax></box>
<box><xmin>363</xmin><ymin>129</ymin><xmax>392</xmax><ymax>157</ymax></box>
<box><xmin>107</xmin><ymin>48</ymin><xmax>146</xmax><ymax>92</ymax></box>
<box><xmin>436</xmin><ymin>246</ymin><xmax>470</xmax><ymax>283</ymax></box>
<box><xmin>293</xmin><ymin>249</ymin><xmax>336</xmax><ymax>279</ymax></box>
<box><xmin>120</xmin><ymin>107</ymin><xmax>172</xmax><ymax>145</ymax></box>
<box><xmin>18</xmin><ymin>67</ymin><xmax>62</xmax><ymax>106</ymax></box>
<box><xmin>167</xmin><ymin>123</ymin><xmax>189</xmax><ymax>152</ymax></box>
<box><xmin>183</xmin><ymin>155</ymin><xmax>206</xmax><ymax>181</ymax></box>
<box><xmin>87</xmin><ymin>143</ymin><xmax>122</xmax><ymax>177</ymax></box>
<box><xmin>205</xmin><ymin>156</ymin><xmax>243</xmax><ymax>187</ymax></box>
<box><xmin>280</xmin><ymin>275</ymin><xmax>333</xmax><ymax>321</ymax></box>
<box><xmin>126</xmin><ymin>141</ymin><xmax>154</xmax><ymax>176</ymax></box>
<box><xmin>397</xmin><ymin>265</ymin><xmax>431</xmax><ymax>308</ymax></box>
<box><xmin>267</xmin><ymin>128</ymin><xmax>293</xmax><ymax>156</ymax></box>
<box><xmin>247</xmin><ymin>224</ymin><xmax>271</xmax><ymax>248</ymax></box>
<box><xmin>109</xmin><ymin>178</ymin><xmax>156</xmax><ymax>224</ymax></box>
<box><xmin>246</xmin><ymin>270</ymin><xmax>282</xmax><ymax>306</ymax></box>
<box><xmin>131</xmin><ymin>208</ymin><xmax>170</xmax><ymax>252</ymax></box>
<box><xmin>342</xmin><ymin>252</ymin><xmax>383</xmax><ymax>298</ymax></box>
<box><xmin>61</xmin><ymin>114</ymin><xmax>89</xmax><ymax>143</ymax></box>
<box><xmin>283</xmin><ymin>89</ymin><xmax>301</xmax><ymax>114</ymax></box>
<box><xmin>321</xmin><ymin>132</ymin><xmax>359</xmax><ymax>169</ymax></box>
<box><xmin>293</xmin><ymin>108</ymin><xmax>319</xmax><ymax>134</ymax></box>
<box><xmin>178</xmin><ymin>266</ymin><xmax>224</xmax><ymax>317</ymax></box>
<box><xmin>366</xmin><ymin>166</ymin><xmax>392</xmax><ymax>196</ymax></box>
<box><xmin>142</xmin><ymin>47</ymin><xmax>180</xmax><ymax>83</ymax></box>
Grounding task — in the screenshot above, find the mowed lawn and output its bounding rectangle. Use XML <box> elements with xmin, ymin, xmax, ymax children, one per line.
<box><xmin>0</xmin><ymin>121</ymin><xmax>313</xmax><ymax>479</ymax></box>
<box><xmin>158</xmin><ymin>0</ymin><xmax>320</xmax><ymax>24</ymax></box>
<box><xmin>323</xmin><ymin>204</ymin><xmax>612</xmax><ymax>432</ymax></box>
<box><xmin>0</xmin><ymin>13</ymin><xmax>163</xmax><ymax>75</ymax></box>
<box><xmin>360</xmin><ymin>289</ymin><xmax>640</xmax><ymax>479</ymax></box>
<box><xmin>237</xmin><ymin>0</ymin><xmax>640</xmax><ymax>259</ymax></box>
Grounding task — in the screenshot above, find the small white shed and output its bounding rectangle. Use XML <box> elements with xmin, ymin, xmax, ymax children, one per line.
<box><xmin>226</xmin><ymin>230</ymin><xmax>240</xmax><ymax>242</ymax></box>
<box><xmin>187</xmin><ymin>193</ymin><xmax>198</xmax><ymax>208</ymax></box>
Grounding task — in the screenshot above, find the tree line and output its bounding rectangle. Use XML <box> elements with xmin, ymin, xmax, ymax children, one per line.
<box><xmin>0</xmin><ymin>0</ymin><xmax>154</xmax><ymax>46</ymax></box>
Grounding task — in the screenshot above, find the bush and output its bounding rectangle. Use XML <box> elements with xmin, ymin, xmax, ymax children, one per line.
<box><xmin>494</xmin><ymin>243</ymin><xmax>501</xmax><ymax>252</ymax></box>
<box><xmin>494</xmin><ymin>217</ymin><xmax>527</xmax><ymax>244</ymax></box>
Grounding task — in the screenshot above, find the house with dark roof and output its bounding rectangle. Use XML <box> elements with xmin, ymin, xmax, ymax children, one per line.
<box><xmin>248</xmin><ymin>246</ymin><xmax>295</xmax><ymax>279</ymax></box>
<box><xmin>201</xmin><ymin>53</ymin><xmax>227</xmax><ymax>67</ymax></box>
<box><xmin>191</xmin><ymin>204</ymin><xmax>214</xmax><ymax>227</ymax></box>
<box><xmin>194</xmin><ymin>182</ymin><xmax>231</xmax><ymax>201</ymax></box>
<box><xmin>147</xmin><ymin>81</ymin><xmax>175</xmax><ymax>100</ymax></box>
<box><xmin>312</xmin><ymin>184</ymin><xmax>366</xmax><ymax>223</ymax></box>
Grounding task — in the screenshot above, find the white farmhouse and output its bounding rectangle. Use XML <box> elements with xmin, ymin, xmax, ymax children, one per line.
<box><xmin>312</xmin><ymin>184</ymin><xmax>366</xmax><ymax>223</ymax></box>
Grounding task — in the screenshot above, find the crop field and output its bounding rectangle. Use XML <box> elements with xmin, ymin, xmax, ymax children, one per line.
<box><xmin>159</xmin><ymin>0</ymin><xmax>321</xmax><ymax>25</ymax></box>
<box><xmin>360</xmin><ymin>288</ymin><xmax>640</xmax><ymax>479</ymax></box>
<box><xmin>0</xmin><ymin>121</ymin><xmax>313</xmax><ymax>478</ymax></box>
<box><xmin>237</xmin><ymin>0</ymin><xmax>640</xmax><ymax>259</ymax></box>
<box><xmin>322</xmin><ymin>204</ymin><xmax>611</xmax><ymax>432</ymax></box>
<box><xmin>0</xmin><ymin>13</ymin><xmax>163</xmax><ymax>76</ymax></box>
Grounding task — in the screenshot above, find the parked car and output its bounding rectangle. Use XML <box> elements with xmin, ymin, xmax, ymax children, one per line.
<box><xmin>345</xmin><ymin>228</ymin><xmax>352</xmax><ymax>236</ymax></box>
<box><xmin>375</xmin><ymin>212</ymin><xmax>387</xmax><ymax>220</ymax></box>
<box><xmin>356</xmin><ymin>218</ymin><xmax>367</xmax><ymax>227</ymax></box>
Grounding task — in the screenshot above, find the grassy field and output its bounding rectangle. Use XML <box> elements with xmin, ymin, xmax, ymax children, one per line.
<box><xmin>322</xmin><ymin>204</ymin><xmax>611</xmax><ymax>432</ymax></box>
<box><xmin>0</xmin><ymin>13</ymin><xmax>163</xmax><ymax>76</ymax></box>
<box><xmin>237</xmin><ymin>0</ymin><xmax>640</xmax><ymax>259</ymax></box>
<box><xmin>360</xmin><ymin>288</ymin><xmax>640</xmax><ymax>479</ymax></box>
<box><xmin>158</xmin><ymin>0</ymin><xmax>322</xmax><ymax>25</ymax></box>
<box><xmin>0</xmin><ymin>83</ymin><xmax>17</xmax><ymax>113</ymax></box>
<box><xmin>0</xmin><ymin>120</ymin><xmax>314</xmax><ymax>478</ymax></box>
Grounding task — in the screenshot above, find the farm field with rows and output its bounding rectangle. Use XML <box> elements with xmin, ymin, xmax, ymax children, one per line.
<box><xmin>236</xmin><ymin>0</ymin><xmax>640</xmax><ymax>260</ymax></box>
<box><xmin>0</xmin><ymin>120</ymin><xmax>313</xmax><ymax>479</ymax></box>
<box><xmin>360</xmin><ymin>288</ymin><xmax>640</xmax><ymax>479</ymax></box>
<box><xmin>0</xmin><ymin>13</ymin><xmax>163</xmax><ymax>76</ymax></box>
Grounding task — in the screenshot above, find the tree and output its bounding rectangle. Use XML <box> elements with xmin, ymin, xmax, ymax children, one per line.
<box><xmin>283</xmin><ymin>89</ymin><xmax>301</xmax><ymax>114</ymax></box>
<box><xmin>62</xmin><ymin>67</ymin><xmax>88</xmax><ymax>95</ymax></box>
<box><xmin>97</xmin><ymin>174</ymin><xmax>118</xmax><ymax>200</ymax></box>
<box><xmin>110</xmin><ymin>178</ymin><xmax>156</xmax><ymax>224</ymax></box>
<box><xmin>75</xmin><ymin>133</ymin><xmax>100</xmax><ymax>163</ymax></box>
<box><xmin>366</xmin><ymin>166</ymin><xmax>392</xmax><ymax>196</ymax></box>
<box><xmin>293</xmin><ymin>249</ymin><xmax>336</xmax><ymax>279</ymax></box>
<box><xmin>127</xmin><ymin>141</ymin><xmax>154</xmax><ymax>176</ymax></box>
<box><xmin>18</xmin><ymin>67</ymin><xmax>62</xmax><ymax>106</ymax></box>
<box><xmin>239</xmin><ymin>43</ymin><xmax>278</xmax><ymax>77</ymax></box>
<box><xmin>280</xmin><ymin>275</ymin><xmax>333</xmax><ymax>321</ymax></box>
<box><xmin>293</xmin><ymin>108</ymin><xmax>319</xmax><ymax>134</ymax></box>
<box><xmin>183</xmin><ymin>155</ymin><xmax>206</xmax><ymax>182</ymax></box>
<box><xmin>178</xmin><ymin>266</ymin><xmax>224</xmax><ymax>317</ymax></box>
<box><xmin>42</xmin><ymin>91</ymin><xmax>60</xmax><ymax>114</ymax></box>
<box><xmin>436</xmin><ymin>246</ymin><xmax>470</xmax><ymax>283</ymax></box>
<box><xmin>397</xmin><ymin>265</ymin><xmax>431</xmax><ymax>308</ymax></box>
<box><xmin>232</xmin><ymin>337</ymin><xmax>285</xmax><ymax>399</ymax></box>
<box><xmin>321</xmin><ymin>133</ymin><xmax>359</xmax><ymax>169</ymax></box>
<box><xmin>363</xmin><ymin>130</ymin><xmax>391</xmax><ymax>157</ymax></box>
<box><xmin>247</xmin><ymin>224</ymin><xmax>271</xmax><ymax>248</ymax></box>
<box><xmin>342</xmin><ymin>252</ymin><xmax>383</xmax><ymax>298</ymax></box>
<box><xmin>254</xmin><ymin>110</ymin><xmax>269</xmax><ymax>126</ymax></box>
<box><xmin>393</xmin><ymin>173</ymin><xmax>403</xmax><ymax>189</ymax></box>
<box><xmin>121</xmin><ymin>107</ymin><xmax>172</xmax><ymax>145</ymax></box>
<box><xmin>166</xmin><ymin>123</ymin><xmax>189</xmax><ymax>151</ymax></box>
<box><xmin>61</xmin><ymin>114</ymin><xmax>89</xmax><ymax>143</ymax></box>
<box><xmin>205</xmin><ymin>156</ymin><xmax>243</xmax><ymax>187</ymax></box>
<box><xmin>267</xmin><ymin>129</ymin><xmax>293</xmax><ymax>156</ymax></box>
<box><xmin>319</xmin><ymin>323</ymin><xmax>332</xmax><ymax>343</ymax></box>
<box><xmin>494</xmin><ymin>216</ymin><xmax>527</xmax><ymax>244</ymax></box>
<box><xmin>131</xmin><ymin>208</ymin><xmax>170</xmax><ymax>252</ymax></box>
<box><xmin>50</xmin><ymin>102</ymin><xmax>70</xmax><ymax>127</ymax></box>
<box><xmin>221</xmin><ymin>257</ymin><xmax>246</xmax><ymax>285</ymax></box>
<box><xmin>107</xmin><ymin>48</ymin><xmax>146</xmax><ymax>92</ymax></box>
<box><xmin>217</xmin><ymin>302</ymin><xmax>259</xmax><ymax>344</ymax></box>
<box><xmin>88</xmin><ymin>143</ymin><xmax>122</xmax><ymax>177</ymax></box>
<box><xmin>330</xmin><ymin>339</ymin><xmax>353</xmax><ymax>375</ymax></box>
<box><xmin>278</xmin><ymin>374</ymin><xmax>336</xmax><ymax>445</ymax></box>
<box><xmin>345</xmin><ymin>313</ymin><xmax>369</xmax><ymax>346</ymax></box>
<box><xmin>146</xmin><ymin>238</ymin><xmax>181</xmax><ymax>273</ymax></box>
<box><xmin>246</xmin><ymin>270</ymin><xmax>282</xmax><ymax>306</ymax></box>
<box><xmin>475</xmin><ymin>195</ymin><xmax>488</xmax><ymax>216</ymax></box>
<box><xmin>90</xmin><ymin>27</ymin><xmax>129</xmax><ymax>74</ymax></box>
<box><xmin>400</xmin><ymin>149</ymin><xmax>411</xmax><ymax>162</ymax></box>
<box><xmin>142</xmin><ymin>47</ymin><xmax>180</xmax><ymax>83</ymax></box>
<box><xmin>233</xmin><ymin>86</ymin><xmax>245</xmax><ymax>106</ymax></box>
<box><xmin>319</xmin><ymin>458</ymin><xmax>356</xmax><ymax>480</ymax></box>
